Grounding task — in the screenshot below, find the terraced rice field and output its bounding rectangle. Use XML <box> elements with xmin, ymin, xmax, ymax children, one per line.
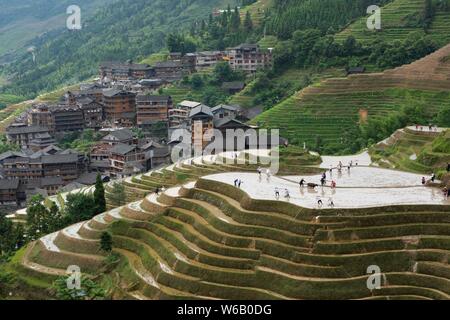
<box><xmin>8</xmin><ymin>148</ymin><xmax>450</xmax><ymax>300</ymax></box>
<box><xmin>252</xmin><ymin>43</ymin><xmax>450</xmax><ymax>152</ymax></box>
<box><xmin>240</xmin><ymin>0</ymin><xmax>273</xmax><ymax>27</ymax></box>
<box><xmin>371</xmin><ymin>127</ymin><xmax>450</xmax><ymax>174</ymax></box>
<box><xmin>336</xmin><ymin>0</ymin><xmax>450</xmax><ymax>45</ymax></box>
<box><xmin>229</xmin><ymin>68</ymin><xmax>345</xmax><ymax>109</ymax></box>
<box><xmin>160</xmin><ymin>85</ymin><xmax>203</xmax><ymax>105</ymax></box>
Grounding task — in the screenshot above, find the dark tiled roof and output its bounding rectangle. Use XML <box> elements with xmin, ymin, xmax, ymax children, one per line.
<box><xmin>152</xmin><ymin>147</ymin><xmax>170</xmax><ymax>158</ymax></box>
<box><xmin>101</xmin><ymin>62</ymin><xmax>152</xmax><ymax>71</ymax></box>
<box><xmin>211</xmin><ymin>104</ymin><xmax>240</xmax><ymax>113</ymax></box>
<box><xmin>0</xmin><ymin>151</ymin><xmax>27</xmax><ymax>161</ymax></box>
<box><xmin>105</xmin><ymin>129</ymin><xmax>134</xmax><ymax>141</ymax></box>
<box><xmin>189</xmin><ymin>104</ymin><xmax>213</xmax><ymax>118</ymax></box>
<box><xmin>110</xmin><ymin>144</ymin><xmax>137</xmax><ymax>155</ymax></box>
<box><xmin>39</xmin><ymin>176</ymin><xmax>64</xmax><ymax>187</ymax></box>
<box><xmin>41</xmin><ymin>153</ymin><xmax>78</xmax><ymax>164</ymax></box>
<box><xmin>103</xmin><ymin>89</ymin><xmax>135</xmax><ymax>98</ymax></box>
<box><xmin>0</xmin><ymin>179</ymin><xmax>20</xmax><ymax>190</ymax></box>
<box><xmin>221</xmin><ymin>82</ymin><xmax>245</xmax><ymax>90</ymax></box>
<box><xmin>214</xmin><ymin>118</ymin><xmax>251</xmax><ymax>129</ymax></box>
<box><xmin>6</xmin><ymin>126</ymin><xmax>49</xmax><ymax>135</ymax></box>
<box><xmin>233</xmin><ymin>43</ymin><xmax>259</xmax><ymax>50</ymax></box>
<box><xmin>76</xmin><ymin>172</ymin><xmax>98</xmax><ymax>185</ymax></box>
<box><xmin>90</xmin><ymin>160</ymin><xmax>110</xmax><ymax>168</ymax></box>
<box><xmin>154</xmin><ymin>61</ymin><xmax>182</xmax><ymax>68</ymax></box>
<box><xmin>136</xmin><ymin>95</ymin><xmax>171</xmax><ymax>102</ymax></box>
<box><xmin>76</xmin><ymin>96</ymin><xmax>94</xmax><ymax>105</ymax></box>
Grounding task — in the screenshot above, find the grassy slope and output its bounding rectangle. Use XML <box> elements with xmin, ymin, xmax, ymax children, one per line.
<box><xmin>336</xmin><ymin>0</ymin><xmax>450</xmax><ymax>45</ymax></box>
<box><xmin>0</xmin><ymin>0</ymin><xmax>116</xmax><ymax>59</ymax></box>
<box><xmin>240</xmin><ymin>0</ymin><xmax>273</xmax><ymax>27</ymax></box>
<box><xmin>370</xmin><ymin>128</ymin><xmax>450</xmax><ymax>176</ymax></box>
<box><xmin>251</xmin><ymin>0</ymin><xmax>450</xmax><ymax>154</ymax></box>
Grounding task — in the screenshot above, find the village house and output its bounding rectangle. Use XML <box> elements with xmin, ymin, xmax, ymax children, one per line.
<box><xmin>169</xmin><ymin>100</ymin><xmax>202</xmax><ymax>128</ymax></box>
<box><xmin>221</xmin><ymin>81</ymin><xmax>246</xmax><ymax>94</ymax></box>
<box><xmin>153</xmin><ymin>60</ymin><xmax>185</xmax><ymax>82</ymax></box>
<box><xmin>99</xmin><ymin>61</ymin><xmax>155</xmax><ymax>81</ymax></box>
<box><xmin>101</xmin><ymin>128</ymin><xmax>136</xmax><ymax>146</ymax></box>
<box><xmin>48</xmin><ymin>104</ymin><xmax>85</xmax><ymax>132</ymax></box>
<box><xmin>2</xmin><ymin>152</ymin><xmax>86</xmax><ymax>185</ymax></box>
<box><xmin>227</xmin><ymin>44</ymin><xmax>273</xmax><ymax>73</ymax></box>
<box><xmin>28</xmin><ymin>104</ymin><xmax>53</xmax><ymax>131</ymax></box>
<box><xmin>211</xmin><ymin>104</ymin><xmax>241</xmax><ymax>122</ymax></box>
<box><xmin>6</xmin><ymin>125</ymin><xmax>52</xmax><ymax>149</ymax></box>
<box><xmin>195</xmin><ymin>51</ymin><xmax>224</xmax><ymax>71</ymax></box>
<box><xmin>27</xmin><ymin>176</ymin><xmax>64</xmax><ymax>196</ymax></box>
<box><xmin>108</xmin><ymin>144</ymin><xmax>146</xmax><ymax>178</ymax></box>
<box><xmin>77</xmin><ymin>97</ymin><xmax>104</xmax><ymax>129</ymax></box>
<box><xmin>136</xmin><ymin>95</ymin><xmax>172</xmax><ymax>128</ymax></box>
<box><xmin>28</xmin><ymin>132</ymin><xmax>57</xmax><ymax>152</ymax></box>
<box><xmin>102</xmin><ymin>89</ymin><xmax>137</xmax><ymax>127</ymax></box>
<box><xmin>189</xmin><ymin>104</ymin><xmax>214</xmax><ymax>149</ymax></box>
<box><xmin>90</xmin><ymin>128</ymin><xmax>137</xmax><ymax>170</ymax></box>
<box><xmin>132</xmin><ymin>79</ymin><xmax>165</xmax><ymax>93</ymax></box>
<box><xmin>0</xmin><ymin>179</ymin><xmax>24</xmax><ymax>205</ymax></box>
<box><xmin>79</xmin><ymin>83</ymin><xmax>106</xmax><ymax>103</ymax></box>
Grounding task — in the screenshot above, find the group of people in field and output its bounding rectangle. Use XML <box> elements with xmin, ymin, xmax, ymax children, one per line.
<box><xmin>415</xmin><ymin>124</ymin><xmax>439</xmax><ymax>132</ymax></box>
<box><xmin>422</xmin><ymin>164</ymin><xmax>450</xmax><ymax>200</ymax></box>
<box><xmin>233</xmin><ymin>157</ymin><xmax>449</xmax><ymax>208</ymax></box>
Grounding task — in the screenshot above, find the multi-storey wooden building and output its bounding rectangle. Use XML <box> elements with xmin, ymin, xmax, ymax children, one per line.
<box><xmin>168</xmin><ymin>100</ymin><xmax>202</xmax><ymax>128</ymax></box>
<box><xmin>99</xmin><ymin>61</ymin><xmax>155</xmax><ymax>81</ymax></box>
<box><xmin>227</xmin><ymin>44</ymin><xmax>273</xmax><ymax>73</ymax></box>
<box><xmin>28</xmin><ymin>104</ymin><xmax>53</xmax><ymax>131</ymax></box>
<box><xmin>6</xmin><ymin>125</ymin><xmax>52</xmax><ymax>148</ymax></box>
<box><xmin>2</xmin><ymin>153</ymin><xmax>84</xmax><ymax>184</ymax></box>
<box><xmin>102</xmin><ymin>89</ymin><xmax>136</xmax><ymax>126</ymax></box>
<box><xmin>136</xmin><ymin>95</ymin><xmax>172</xmax><ymax>128</ymax></box>
<box><xmin>77</xmin><ymin>97</ymin><xmax>104</xmax><ymax>129</ymax></box>
<box><xmin>0</xmin><ymin>179</ymin><xmax>23</xmax><ymax>205</ymax></box>
<box><xmin>189</xmin><ymin>104</ymin><xmax>214</xmax><ymax>149</ymax></box>
<box><xmin>49</xmin><ymin>104</ymin><xmax>85</xmax><ymax>132</ymax></box>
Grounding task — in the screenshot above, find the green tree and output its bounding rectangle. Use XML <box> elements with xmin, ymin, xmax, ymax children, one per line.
<box><xmin>53</xmin><ymin>276</ymin><xmax>106</xmax><ymax>300</ymax></box>
<box><xmin>436</xmin><ymin>105</ymin><xmax>450</xmax><ymax>127</ymax></box>
<box><xmin>108</xmin><ymin>183</ymin><xmax>126</xmax><ymax>207</ymax></box>
<box><xmin>231</xmin><ymin>7</ymin><xmax>241</xmax><ymax>31</ymax></box>
<box><xmin>422</xmin><ymin>0</ymin><xmax>435</xmax><ymax>30</ymax></box>
<box><xmin>100</xmin><ymin>232</ymin><xmax>113</xmax><ymax>252</ymax></box>
<box><xmin>0</xmin><ymin>215</ymin><xmax>24</xmax><ymax>257</ymax></box>
<box><xmin>191</xmin><ymin>74</ymin><xmax>204</xmax><ymax>89</ymax></box>
<box><xmin>244</xmin><ymin>11</ymin><xmax>253</xmax><ymax>32</ymax></box>
<box><xmin>64</xmin><ymin>193</ymin><xmax>97</xmax><ymax>224</ymax></box>
<box><xmin>166</xmin><ymin>33</ymin><xmax>197</xmax><ymax>54</ymax></box>
<box><xmin>26</xmin><ymin>196</ymin><xmax>63</xmax><ymax>240</ymax></box>
<box><xmin>93</xmin><ymin>174</ymin><xmax>106</xmax><ymax>214</ymax></box>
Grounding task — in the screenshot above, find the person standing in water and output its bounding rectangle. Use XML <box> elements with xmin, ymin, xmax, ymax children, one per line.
<box><xmin>299</xmin><ymin>179</ymin><xmax>306</xmax><ymax>187</ymax></box>
<box><xmin>284</xmin><ymin>189</ymin><xmax>290</xmax><ymax>200</ymax></box>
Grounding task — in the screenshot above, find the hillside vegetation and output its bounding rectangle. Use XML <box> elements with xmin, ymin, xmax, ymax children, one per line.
<box><xmin>0</xmin><ymin>0</ymin><xmax>114</xmax><ymax>59</ymax></box>
<box><xmin>253</xmin><ymin>43</ymin><xmax>450</xmax><ymax>154</ymax></box>
<box><xmin>371</xmin><ymin>128</ymin><xmax>450</xmax><ymax>177</ymax></box>
<box><xmin>1</xmin><ymin>0</ymin><xmax>236</xmax><ymax>99</ymax></box>
<box><xmin>3</xmin><ymin>152</ymin><xmax>449</xmax><ymax>300</ymax></box>
<box><xmin>336</xmin><ymin>0</ymin><xmax>450</xmax><ymax>45</ymax></box>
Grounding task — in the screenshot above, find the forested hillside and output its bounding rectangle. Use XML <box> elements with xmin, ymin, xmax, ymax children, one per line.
<box><xmin>0</xmin><ymin>0</ymin><xmax>114</xmax><ymax>59</ymax></box>
<box><xmin>0</xmin><ymin>0</ymin><xmax>236</xmax><ymax>99</ymax></box>
<box><xmin>266</xmin><ymin>0</ymin><xmax>392</xmax><ymax>38</ymax></box>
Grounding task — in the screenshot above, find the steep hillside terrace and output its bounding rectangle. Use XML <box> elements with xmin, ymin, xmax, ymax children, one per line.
<box><xmin>9</xmin><ymin>148</ymin><xmax>450</xmax><ymax>300</ymax></box>
<box><xmin>336</xmin><ymin>0</ymin><xmax>450</xmax><ymax>45</ymax></box>
<box><xmin>252</xmin><ymin>43</ymin><xmax>450</xmax><ymax>150</ymax></box>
